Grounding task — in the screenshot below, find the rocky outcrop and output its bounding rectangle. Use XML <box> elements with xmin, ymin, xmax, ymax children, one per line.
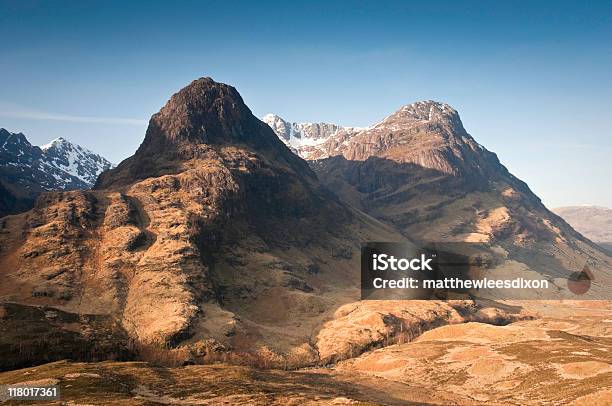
<box><xmin>0</xmin><ymin>303</ymin><xmax>131</xmax><ymax>371</ymax></box>
<box><xmin>315</xmin><ymin>300</ymin><xmax>531</xmax><ymax>364</ymax></box>
<box><xmin>262</xmin><ymin>114</ymin><xmax>360</xmax><ymax>159</ymax></box>
<box><xmin>2</xmin><ymin>301</ymin><xmax>609</xmax><ymax>404</ymax></box>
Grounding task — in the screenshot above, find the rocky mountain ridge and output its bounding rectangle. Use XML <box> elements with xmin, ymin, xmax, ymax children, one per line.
<box><xmin>0</xmin><ymin>129</ymin><xmax>112</xmax><ymax>217</ymax></box>
<box><xmin>266</xmin><ymin>101</ymin><xmax>612</xmax><ymax>296</ymax></box>
<box><xmin>262</xmin><ymin>114</ymin><xmax>362</xmax><ymax>159</ymax></box>
<box><xmin>266</xmin><ymin>101</ymin><xmax>495</xmax><ymax>174</ymax></box>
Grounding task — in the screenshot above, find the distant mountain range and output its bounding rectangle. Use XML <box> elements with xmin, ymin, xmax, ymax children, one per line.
<box><xmin>553</xmin><ymin>206</ymin><xmax>612</xmax><ymax>253</ymax></box>
<box><xmin>0</xmin><ymin>129</ymin><xmax>112</xmax><ymax>217</ymax></box>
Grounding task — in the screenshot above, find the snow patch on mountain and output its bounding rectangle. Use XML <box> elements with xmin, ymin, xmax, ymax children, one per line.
<box><xmin>263</xmin><ymin>114</ymin><xmax>363</xmax><ymax>159</ymax></box>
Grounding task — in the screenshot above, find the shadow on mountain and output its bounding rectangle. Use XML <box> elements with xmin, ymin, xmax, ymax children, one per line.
<box><xmin>0</xmin><ymin>181</ymin><xmax>35</xmax><ymax>218</ymax></box>
<box><xmin>311</xmin><ymin>155</ymin><xmax>612</xmax><ymax>286</ymax></box>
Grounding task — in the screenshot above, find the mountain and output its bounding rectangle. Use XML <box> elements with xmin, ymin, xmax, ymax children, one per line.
<box><xmin>1</xmin><ymin>79</ymin><xmax>528</xmax><ymax>371</ymax></box>
<box><xmin>40</xmin><ymin>137</ymin><xmax>113</xmax><ymax>186</ymax></box>
<box><xmin>4</xmin><ymin>78</ymin><xmax>454</xmax><ymax>369</ymax></box>
<box><xmin>553</xmin><ymin>206</ymin><xmax>612</xmax><ymax>253</ymax></box>
<box><xmin>262</xmin><ymin>114</ymin><xmax>361</xmax><ymax>159</ymax></box>
<box><xmin>3</xmin><ymin>80</ymin><xmax>606</xmax><ymax>374</ymax></box>
<box><xmin>0</xmin><ymin>129</ymin><xmax>113</xmax><ymax>217</ymax></box>
<box><xmin>266</xmin><ymin>101</ymin><xmax>612</xmax><ymax>294</ymax></box>
<box><xmin>1</xmin><ymin>92</ymin><xmax>610</xmax><ymax>404</ymax></box>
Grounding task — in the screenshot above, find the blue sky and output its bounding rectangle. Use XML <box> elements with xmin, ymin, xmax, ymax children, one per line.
<box><xmin>1</xmin><ymin>0</ymin><xmax>611</xmax><ymax>208</ymax></box>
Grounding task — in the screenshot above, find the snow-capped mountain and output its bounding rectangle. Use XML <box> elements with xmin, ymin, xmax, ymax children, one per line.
<box><xmin>266</xmin><ymin>101</ymin><xmax>612</xmax><ymax>300</ymax></box>
<box><xmin>264</xmin><ymin>101</ymin><xmax>485</xmax><ymax>162</ymax></box>
<box><xmin>40</xmin><ymin>137</ymin><xmax>112</xmax><ymax>186</ymax></box>
<box><xmin>262</xmin><ymin>114</ymin><xmax>362</xmax><ymax>159</ymax></box>
<box><xmin>0</xmin><ymin>128</ymin><xmax>112</xmax><ymax>216</ymax></box>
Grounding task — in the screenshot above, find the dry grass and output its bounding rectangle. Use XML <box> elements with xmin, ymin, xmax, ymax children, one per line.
<box><xmin>127</xmin><ymin>340</ymin><xmax>312</xmax><ymax>370</ymax></box>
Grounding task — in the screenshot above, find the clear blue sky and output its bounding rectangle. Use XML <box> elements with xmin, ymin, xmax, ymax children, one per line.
<box><xmin>1</xmin><ymin>0</ymin><xmax>610</xmax><ymax>208</ymax></box>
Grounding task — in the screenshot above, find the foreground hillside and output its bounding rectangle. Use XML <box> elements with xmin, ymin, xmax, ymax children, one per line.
<box><xmin>1</xmin><ymin>301</ymin><xmax>610</xmax><ymax>405</ymax></box>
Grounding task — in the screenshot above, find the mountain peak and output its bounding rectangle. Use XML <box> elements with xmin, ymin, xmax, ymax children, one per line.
<box><xmin>262</xmin><ymin>113</ymin><xmax>290</xmax><ymax>140</ymax></box>
<box><xmin>0</xmin><ymin>129</ymin><xmax>30</xmax><ymax>150</ymax></box>
<box><xmin>0</xmin><ymin>129</ymin><xmax>113</xmax><ymax>216</ymax></box>
<box><xmin>136</xmin><ymin>77</ymin><xmax>262</xmax><ymax>157</ymax></box>
<box><xmin>263</xmin><ymin>113</ymin><xmax>283</xmax><ymax>121</ymax></box>
<box><xmin>97</xmin><ymin>77</ymin><xmax>310</xmax><ymax>188</ymax></box>
<box><xmin>402</xmin><ymin>100</ymin><xmax>453</xmax><ymax>111</ymax></box>
<box><xmin>261</xmin><ymin>113</ymin><xmax>361</xmax><ymax>159</ymax></box>
<box><xmin>375</xmin><ymin>100</ymin><xmax>461</xmax><ymax>129</ymax></box>
<box><xmin>40</xmin><ymin>137</ymin><xmax>68</xmax><ymax>151</ymax></box>
<box><xmin>401</xmin><ymin>100</ymin><xmax>456</xmax><ymax>118</ymax></box>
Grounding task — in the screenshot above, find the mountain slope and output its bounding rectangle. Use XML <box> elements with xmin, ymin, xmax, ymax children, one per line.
<box><xmin>0</xmin><ymin>78</ymin><xmax>415</xmax><ymax>366</ymax></box>
<box><xmin>267</xmin><ymin>102</ymin><xmax>612</xmax><ymax>295</ymax></box>
<box><xmin>0</xmin><ymin>129</ymin><xmax>112</xmax><ymax>217</ymax></box>
<box><xmin>553</xmin><ymin>206</ymin><xmax>612</xmax><ymax>253</ymax></box>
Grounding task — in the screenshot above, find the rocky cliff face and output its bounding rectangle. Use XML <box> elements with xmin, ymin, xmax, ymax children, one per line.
<box><xmin>0</xmin><ymin>78</ymin><xmax>409</xmax><ymax>366</ymax></box>
<box><xmin>262</xmin><ymin>114</ymin><xmax>361</xmax><ymax>159</ymax></box>
<box><xmin>0</xmin><ymin>129</ymin><xmax>112</xmax><ymax>217</ymax></box>
<box><xmin>267</xmin><ymin>101</ymin><xmax>612</xmax><ymax>291</ymax></box>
